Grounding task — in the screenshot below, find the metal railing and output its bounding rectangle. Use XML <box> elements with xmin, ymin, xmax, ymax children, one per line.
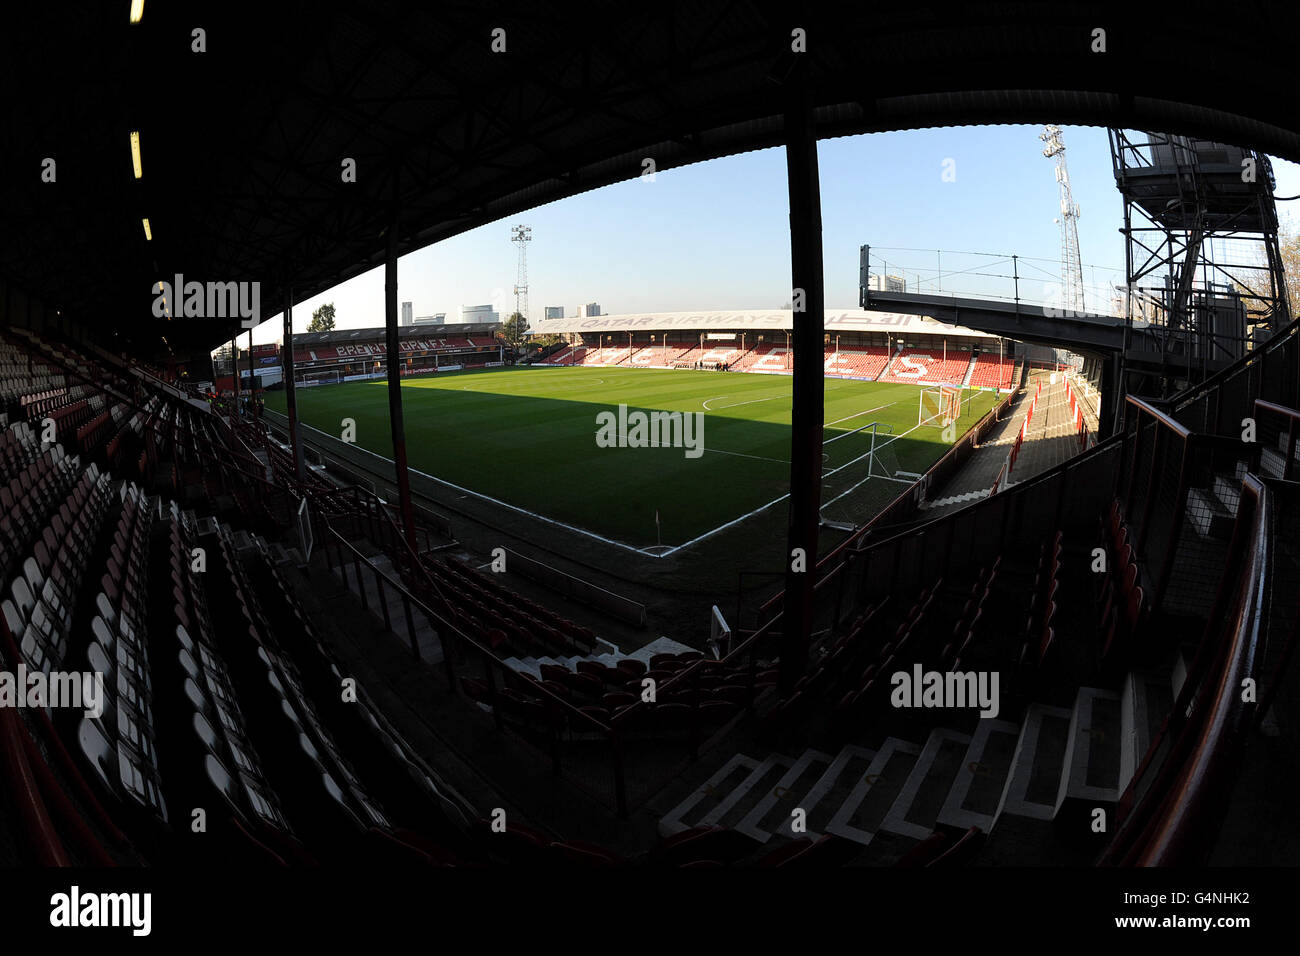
<box><xmin>1251</xmin><ymin>398</ymin><xmax>1300</xmax><ymax>481</ymax></box>
<box><xmin>1119</xmin><ymin>397</ymin><xmax>1251</xmax><ymax>619</ymax></box>
<box><xmin>1101</xmin><ymin>475</ymin><xmax>1272</xmax><ymax>866</ymax></box>
<box><xmin>319</xmin><ymin>525</ymin><xmax>630</xmax><ymax>816</ymax></box>
<box><xmin>756</xmin><ymin>372</ymin><xmax>1022</xmax><ymax>627</ymax></box>
<box><xmin>1173</xmin><ymin>315</ymin><xmax>1300</xmax><ymax>436</ymax></box>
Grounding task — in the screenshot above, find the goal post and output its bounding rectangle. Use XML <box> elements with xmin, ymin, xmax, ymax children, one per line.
<box><xmin>919</xmin><ymin>385</ymin><xmax>972</xmax><ymax>427</ymax></box>
<box><xmin>298</xmin><ymin>367</ymin><xmax>343</xmax><ymax>388</ymax></box>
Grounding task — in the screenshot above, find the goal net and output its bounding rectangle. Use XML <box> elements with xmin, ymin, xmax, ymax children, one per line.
<box><xmin>919</xmin><ymin>385</ymin><xmax>969</xmax><ymax>427</ymax></box>
<box><xmin>299</xmin><ymin>368</ymin><xmax>343</xmax><ymax>388</ymax></box>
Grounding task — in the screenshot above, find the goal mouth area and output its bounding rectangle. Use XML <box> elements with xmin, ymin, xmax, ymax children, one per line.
<box><xmin>919</xmin><ymin>385</ymin><xmax>971</xmax><ymax>427</ymax></box>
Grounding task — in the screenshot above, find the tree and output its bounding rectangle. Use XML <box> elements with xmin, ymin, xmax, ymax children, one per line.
<box><xmin>308</xmin><ymin>302</ymin><xmax>336</xmax><ymax>333</ymax></box>
<box><xmin>1237</xmin><ymin>217</ymin><xmax>1300</xmax><ymax>329</ymax></box>
<box><xmin>501</xmin><ymin>312</ymin><xmax>530</xmax><ymax>349</ymax></box>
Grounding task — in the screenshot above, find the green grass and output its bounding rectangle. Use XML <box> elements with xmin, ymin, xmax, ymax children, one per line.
<box><xmin>264</xmin><ymin>367</ymin><xmax>997</xmax><ymax>549</ymax></box>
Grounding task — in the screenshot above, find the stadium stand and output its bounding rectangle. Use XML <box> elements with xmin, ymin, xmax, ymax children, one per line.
<box><xmin>824</xmin><ymin>346</ymin><xmax>891</xmax><ymax>380</ymax></box>
<box><xmin>967</xmin><ymin>352</ymin><xmax>1017</xmax><ymax>389</ymax></box>
<box><xmin>1</xmin><ymin>296</ymin><xmax>1298</xmax><ymax>870</ymax></box>
<box><xmin>879</xmin><ymin>348</ymin><xmax>974</xmax><ymax>386</ymax></box>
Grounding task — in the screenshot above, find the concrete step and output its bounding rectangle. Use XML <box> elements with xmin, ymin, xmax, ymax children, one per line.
<box><xmin>937</xmin><ymin>718</ymin><xmax>1022</xmax><ymax>832</ymax></box>
<box><xmin>777</xmin><ymin>744</ymin><xmax>876</xmax><ymax>841</ymax></box>
<box><xmin>1053</xmin><ymin>686</ymin><xmax>1122</xmax><ymax>830</ymax></box>
<box><xmin>734</xmin><ymin>749</ymin><xmax>834</xmax><ymax>843</ymax></box>
<box><xmin>1186</xmin><ymin>487</ymin><xmax>1234</xmax><ymax>540</ymax></box>
<box><xmin>1119</xmin><ymin>669</ymin><xmax>1174</xmax><ymax>796</ymax></box>
<box><xmin>700</xmin><ymin>754</ymin><xmax>796</xmax><ymax>830</ymax></box>
<box><xmin>507</xmin><ymin>657</ymin><xmax>542</xmax><ymax>679</ymax></box>
<box><xmin>995</xmin><ymin>703</ymin><xmax>1074</xmax><ymax>823</ymax></box>
<box><xmin>825</xmin><ymin>738</ymin><xmax>922</xmax><ymax>846</ymax></box>
<box><xmin>1212</xmin><ymin>472</ymin><xmax>1242</xmax><ymax>517</ymax></box>
<box><xmin>878</xmin><ymin>728</ymin><xmax>973</xmax><ymax>841</ymax></box>
<box><xmin>334</xmin><ymin>561</ymin><xmax>444</xmax><ymax>664</ymax></box>
<box><xmin>658</xmin><ymin>753</ymin><xmax>761</xmax><ymax>836</ymax></box>
<box><xmin>1170</xmin><ymin>644</ymin><xmax>1195</xmax><ymax>702</ymax></box>
<box><xmin>1261</xmin><ymin>447</ymin><xmax>1287</xmax><ymax>480</ymax></box>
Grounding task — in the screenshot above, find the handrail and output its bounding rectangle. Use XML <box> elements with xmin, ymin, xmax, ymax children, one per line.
<box><xmin>1172</xmin><ymin>314</ymin><xmax>1299</xmax><ymax>414</ymax></box>
<box><xmin>1253</xmin><ymin>398</ymin><xmax>1300</xmax><ymax>422</ymax></box>
<box><xmin>1252</xmin><ymin>399</ymin><xmax>1300</xmax><ymax>481</ymax></box>
<box><xmin>1124</xmin><ymin>395</ymin><xmax>1193</xmax><ymax>439</ymax></box>
<box><xmin>756</xmin><ymin>383</ymin><xmax>1018</xmax><ymax>624</ymax></box>
<box><xmin>1102</xmin><ymin>475</ymin><xmax>1269</xmax><ymax>866</ymax></box>
<box><xmin>324</xmin><ymin>526</ymin><xmax>616</xmax><ymax>737</ymax></box>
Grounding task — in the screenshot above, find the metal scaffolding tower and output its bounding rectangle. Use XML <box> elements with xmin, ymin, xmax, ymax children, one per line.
<box><xmin>1109</xmin><ymin>129</ymin><xmax>1290</xmax><ymax>390</ymax></box>
<box><xmin>511</xmin><ymin>223</ymin><xmax>531</xmax><ymax>323</ymax></box>
<box><xmin>1041</xmin><ymin>125</ymin><xmax>1086</xmax><ymax>316</ymax></box>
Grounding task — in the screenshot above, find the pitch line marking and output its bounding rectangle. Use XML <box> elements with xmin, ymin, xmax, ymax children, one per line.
<box><xmin>704</xmin><ymin>447</ymin><xmax>787</xmax><ymax>464</ymax></box>
<box><xmin>825</xmin><ymin>403</ymin><xmax>894</xmax><ymax>429</ymax></box>
<box><xmin>703</xmin><ymin>393</ymin><xmax>788</xmax><ymax>411</ymax></box>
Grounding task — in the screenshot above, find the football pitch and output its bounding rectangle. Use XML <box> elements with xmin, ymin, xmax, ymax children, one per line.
<box><xmin>263</xmin><ymin>366</ymin><xmax>997</xmax><ymax>552</ymax></box>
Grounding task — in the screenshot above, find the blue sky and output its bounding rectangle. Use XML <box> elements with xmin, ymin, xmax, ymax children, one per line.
<box><xmin>238</xmin><ymin>124</ymin><xmax>1300</xmax><ymax>347</ymax></box>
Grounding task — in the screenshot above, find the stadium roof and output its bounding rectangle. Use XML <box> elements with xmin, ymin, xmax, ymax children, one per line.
<box><xmin>531</xmin><ymin>309</ymin><xmax>1002</xmax><ymax>339</ymax></box>
<box><xmin>283</xmin><ymin>323</ymin><xmax>500</xmax><ymax>347</ymax></box>
<box><xmin>6</xmin><ymin>2</ymin><xmax>1300</xmax><ymax>362</ymax></box>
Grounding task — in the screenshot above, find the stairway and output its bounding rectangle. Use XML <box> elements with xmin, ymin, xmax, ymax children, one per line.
<box><xmin>333</xmin><ymin>551</ymin><xmax>445</xmax><ymax>663</ymax></box>
<box><xmin>660</xmin><ymin>668</ymin><xmax>1182</xmax><ymax>864</ymax></box>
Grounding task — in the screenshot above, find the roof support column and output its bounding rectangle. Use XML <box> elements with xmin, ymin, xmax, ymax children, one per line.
<box><xmin>385</xmin><ymin>197</ymin><xmax>418</xmax><ymax>554</ymax></box>
<box><xmin>230</xmin><ymin>335</ymin><xmax>240</xmax><ymax>402</ymax></box>
<box><xmin>779</xmin><ymin>66</ymin><xmax>825</xmax><ymax>694</ymax></box>
<box><xmin>282</xmin><ymin>287</ymin><xmax>304</xmax><ymax>486</ymax></box>
<box><xmin>247</xmin><ymin>328</ymin><xmax>256</xmax><ymax>415</ymax></box>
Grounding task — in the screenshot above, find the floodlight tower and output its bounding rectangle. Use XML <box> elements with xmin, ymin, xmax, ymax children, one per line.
<box><xmin>1040</xmin><ymin>125</ymin><xmax>1085</xmax><ymax>315</ymax></box>
<box><xmin>511</xmin><ymin>224</ymin><xmax>531</xmax><ymax>323</ymax></box>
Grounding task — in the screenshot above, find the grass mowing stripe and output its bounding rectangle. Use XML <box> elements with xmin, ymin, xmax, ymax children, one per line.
<box><xmin>265</xmin><ymin>367</ymin><xmax>997</xmax><ymax>547</ymax></box>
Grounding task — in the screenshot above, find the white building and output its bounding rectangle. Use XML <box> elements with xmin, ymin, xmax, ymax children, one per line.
<box><xmin>544</xmin><ymin>306</ymin><xmax>565</xmax><ymax>320</ymax></box>
<box><xmin>413</xmin><ymin>313</ymin><xmax>446</xmax><ymax>325</ymax></box>
<box><xmin>578</xmin><ymin>302</ymin><xmax>602</xmax><ymax>317</ymax></box>
<box><xmin>461</xmin><ymin>304</ymin><xmax>499</xmax><ymax>324</ymax></box>
<box><xmin>400</xmin><ymin>301</ymin><xmax>414</xmax><ymax>325</ymax></box>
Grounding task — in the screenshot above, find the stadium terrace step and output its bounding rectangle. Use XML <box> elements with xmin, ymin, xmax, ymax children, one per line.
<box><xmin>994</xmin><ymin>703</ymin><xmax>1074</xmax><ymax>822</ymax></box>
<box><xmin>825</xmin><ymin>738</ymin><xmax>922</xmax><ymax>846</ymax></box>
<box><xmin>1053</xmin><ymin>687</ymin><xmax>1122</xmax><ymax>829</ymax></box>
<box><xmin>776</xmin><ymin>744</ymin><xmax>876</xmax><ymax>840</ymax></box>
<box><xmin>701</xmin><ymin>754</ymin><xmax>796</xmax><ymax>831</ymax></box>
<box><xmin>1118</xmin><ymin>670</ymin><xmax>1174</xmax><ymax>796</ymax></box>
<box><xmin>265</xmin><ymin>542</ymin><xmax>305</xmax><ymax>566</ymax></box>
<box><xmin>1186</xmin><ymin>487</ymin><xmax>1235</xmax><ymax>539</ymax></box>
<box><xmin>1212</xmin><ymin>472</ymin><xmax>1243</xmax><ymax>516</ymax></box>
<box><xmin>333</xmin><ymin>559</ymin><xmax>444</xmax><ymax>664</ymax></box>
<box><xmin>734</xmin><ymin>749</ymin><xmax>834</xmax><ymax>843</ymax></box>
<box><xmin>659</xmin><ymin>753</ymin><xmax>762</xmax><ymax>836</ymax></box>
<box><xmin>506</xmin><ymin>657</ymin><xmax>543</xmax><ymax>679</ymax></box>
<box><xmin>919</xmin><ymin>488</ymin><xmax>990</xmax><ymax>511</ymax></box>
<box><xmin>627</xmin><ymin>635</ymin><xmax>699</xmax><ymax>663</ymax></box>
<box><xmin>878</xmin><ymin>728</ymin><xmax>973</xmax><ymax>841</ymax></box>
<box><xmin>936</xmin><ymin>719</ymin><xmax>1022</xmax><ymax>832</ymax></box>
<box><xmin>1261</xmin><ymin>447</ymin><xmax>1287</xmax><ymax>479</ymax></box>
<box><xmin>1170</xmin><ymin>644</ymin><xmax>1195</xmax><ymax>701</ymax></box>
